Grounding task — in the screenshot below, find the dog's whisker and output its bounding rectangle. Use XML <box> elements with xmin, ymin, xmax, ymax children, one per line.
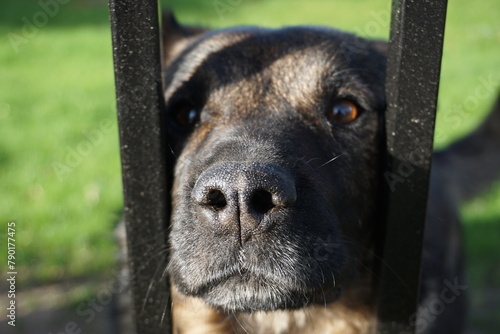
<box><xmin>137</xmin><ymin>247</ymin><xmax>170</xmax><ymax>274</ymax></box>
<box><xmin>161</xmin><ymin>256</ymin><xmax>175</xmax><ymax>280</ymax></box>
<box><xmin>142</xmin><ymin>252</ymin><xmax>170</xmax><ymax>312</ymax></box>
<box><xmin>167</xmin><ymin>143</ymin><xmax>178</xmax><ymax>159</ymax></box>
<box><xmin>233</xmin><ymin>312</ymin><xmax>251</xmax><ymax>334</ymax></box>
<box><xmin>126</xmin><ymin>231</ymin><xmax>169</xmax><ymax>252</ymax></box>
<box><xmin>338</xmin><ymin>237</ymin><xmax>412</xmax><ymax>288</ymax></box>
<box><xmin>319</xmin><ymin>153</ymin><xmax>343</xmax><ymax>168</ymax></box>
<box><xmin>168</xmin><ymin>144</ymin><xmax>202</xmax><ymax>167</ymax></box>
<box><xmin>160</xmin><ymin>300</ymin><xmax>169</xmax><ymax>326</ymax></box>
<box><xmin>304</xmin><ymin>157</ymin><xmax>322</xmax><ymax>165</ymax></box>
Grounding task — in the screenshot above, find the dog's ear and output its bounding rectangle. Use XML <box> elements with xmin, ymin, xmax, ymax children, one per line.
<box><xmin>162</xmin><ymin>11</ymin><xmax>206</xmax><ymax>67</ymax></box>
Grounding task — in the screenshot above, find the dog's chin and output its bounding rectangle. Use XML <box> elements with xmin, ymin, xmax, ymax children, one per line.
<box><xmin>176</xmin><ymin>271</ymin><xmax>343</xmax><ymax>313</ymax></box>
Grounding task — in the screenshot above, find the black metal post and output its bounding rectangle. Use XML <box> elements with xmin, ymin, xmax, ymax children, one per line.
<box><xmin>377</xmin><ymin>0</ymin><xmax>448</xmax><ymax>333</ymax></box>
<box><xmin>109</xmin><ymin>1</ymin><xmax>171</xmax><ymax>333</ymax></box>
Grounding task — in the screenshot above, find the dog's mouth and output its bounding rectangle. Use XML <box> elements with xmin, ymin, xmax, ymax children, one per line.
<box><xmin>192</xmin><ymin>260</ymin><xmax>345</xmax><ymax>312</ymax></box>
<box><xmin>170</xmin><ymin>237</ymin><xmax>347</xmax><ymax>313</ymax></box>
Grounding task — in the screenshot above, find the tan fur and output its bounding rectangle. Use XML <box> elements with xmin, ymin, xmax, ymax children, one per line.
<box><xmin>172</xmin><ymin>287</ymin><xmax>234</xmax><ymax>334</ymax></box>
<box><xmin>172</xmin><ymin>282</ymin><xmax>377</xmax><ymax>334</ymax></box>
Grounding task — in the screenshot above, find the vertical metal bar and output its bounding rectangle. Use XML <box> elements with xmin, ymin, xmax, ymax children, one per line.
<box><xmin>377</xmin><ymin>0</ymin><xmax>448</xmax><ymax>333</ymax></box>
<box><xmin>109</xmin><ymin>1</ymin><xmax>171</xmax><ymax>333</ymax></box>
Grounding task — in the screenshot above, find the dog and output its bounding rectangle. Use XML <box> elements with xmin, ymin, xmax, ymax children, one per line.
<box><xmin>160</xmin><ymin>12</ymin><xmax>500</xmax><ymax>334</ymax></box>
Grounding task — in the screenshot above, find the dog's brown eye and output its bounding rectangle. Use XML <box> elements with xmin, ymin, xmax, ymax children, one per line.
<box><xmin>174</xmin><ymin>104</ymin><xmax>199</xmax><ymax>127</ymax></box>
<box><xmin>327</xmin><ymin>100</ymin><xmax>359</xmax><ymax>124</ymax></box>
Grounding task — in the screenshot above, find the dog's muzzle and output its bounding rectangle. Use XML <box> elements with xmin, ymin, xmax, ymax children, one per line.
<box><xmin>191</xmin><ymin>162</ymin><xmax>297</xmax><ymax>245</ymax></box>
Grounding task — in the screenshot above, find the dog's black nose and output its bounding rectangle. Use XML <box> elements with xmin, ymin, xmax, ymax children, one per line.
<box><xmin>192</xmin><ymin>163</ymin><xmax>296</xmax><ymax>244</ymax></box>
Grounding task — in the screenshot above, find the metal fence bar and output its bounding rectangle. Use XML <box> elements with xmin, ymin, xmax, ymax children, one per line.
<box><xmin>377</xmin><ymin>0</ymin><xmax>448</xmax><ymax>332</ymax></box>
<box><xmin>109</xmin><ymin>1</ymin><xmax>172</xmax><ymax>333</ymax></box>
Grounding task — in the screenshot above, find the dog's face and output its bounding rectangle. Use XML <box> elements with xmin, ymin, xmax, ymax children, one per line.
<box><xmin>164</xmin><ymin>16</ymin><xmax>387</xmax><ymax>313</ymax></box>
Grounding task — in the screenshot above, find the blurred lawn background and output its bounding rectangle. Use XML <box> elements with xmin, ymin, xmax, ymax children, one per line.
<box><xmin>0</xmin><ymin>0</ymin><xmax>498</xmax><ymax>331</ymax></box>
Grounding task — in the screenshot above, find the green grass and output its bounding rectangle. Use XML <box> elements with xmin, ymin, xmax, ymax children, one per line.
<box><xmin>0</xmin><ymin>1</ymin><xmax>121</xmax><ymax>283</ymax></box>
<box><xmin>0</xmin><ymin>0</ymin><xmax>499</xmax><ymax>329</ymax></box>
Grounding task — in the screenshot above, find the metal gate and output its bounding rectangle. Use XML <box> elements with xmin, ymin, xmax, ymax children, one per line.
<box><xmin>109</xmin><ymin>0</ymin><xmax>448</xmax><ymax>333</ymax></box>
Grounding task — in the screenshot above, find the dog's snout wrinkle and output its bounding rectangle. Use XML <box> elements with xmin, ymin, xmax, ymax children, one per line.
<box><xmin>192</xmin><ymin>163</ymin><xmax>296</xmax><ymax>244</ymax></box>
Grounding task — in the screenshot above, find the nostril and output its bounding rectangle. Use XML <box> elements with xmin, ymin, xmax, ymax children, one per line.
<box><xmin>250</xmin><ymin>189</ymin><xmax>275</xmax><ymax>215</ymax></box>
<box><xmin>203</xmin><ymin>189</ymin><xmax>227</xmax><ymax>210</ymax></box>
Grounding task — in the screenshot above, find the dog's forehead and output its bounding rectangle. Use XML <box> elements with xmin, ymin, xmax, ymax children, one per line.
<box><xmin>164</xmin><ymin>26</ymin><xmax>376</xmax><ymax>105</ymax></box>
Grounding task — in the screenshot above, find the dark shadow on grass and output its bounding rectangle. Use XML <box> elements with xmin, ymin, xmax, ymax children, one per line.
<box><xmin>463</xmin><ymin>215</ymin><xmax>500</xmax><ymax>333</ymax></box>
<box><xmin>0</xmin><ymin>299</ymin><xmax>118</xmax><ymax>334</ymax></box>
<box><xmin>464</xmin><ymin>216</ymin><xmax>500</xmax><ymax>285</ymax></box>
